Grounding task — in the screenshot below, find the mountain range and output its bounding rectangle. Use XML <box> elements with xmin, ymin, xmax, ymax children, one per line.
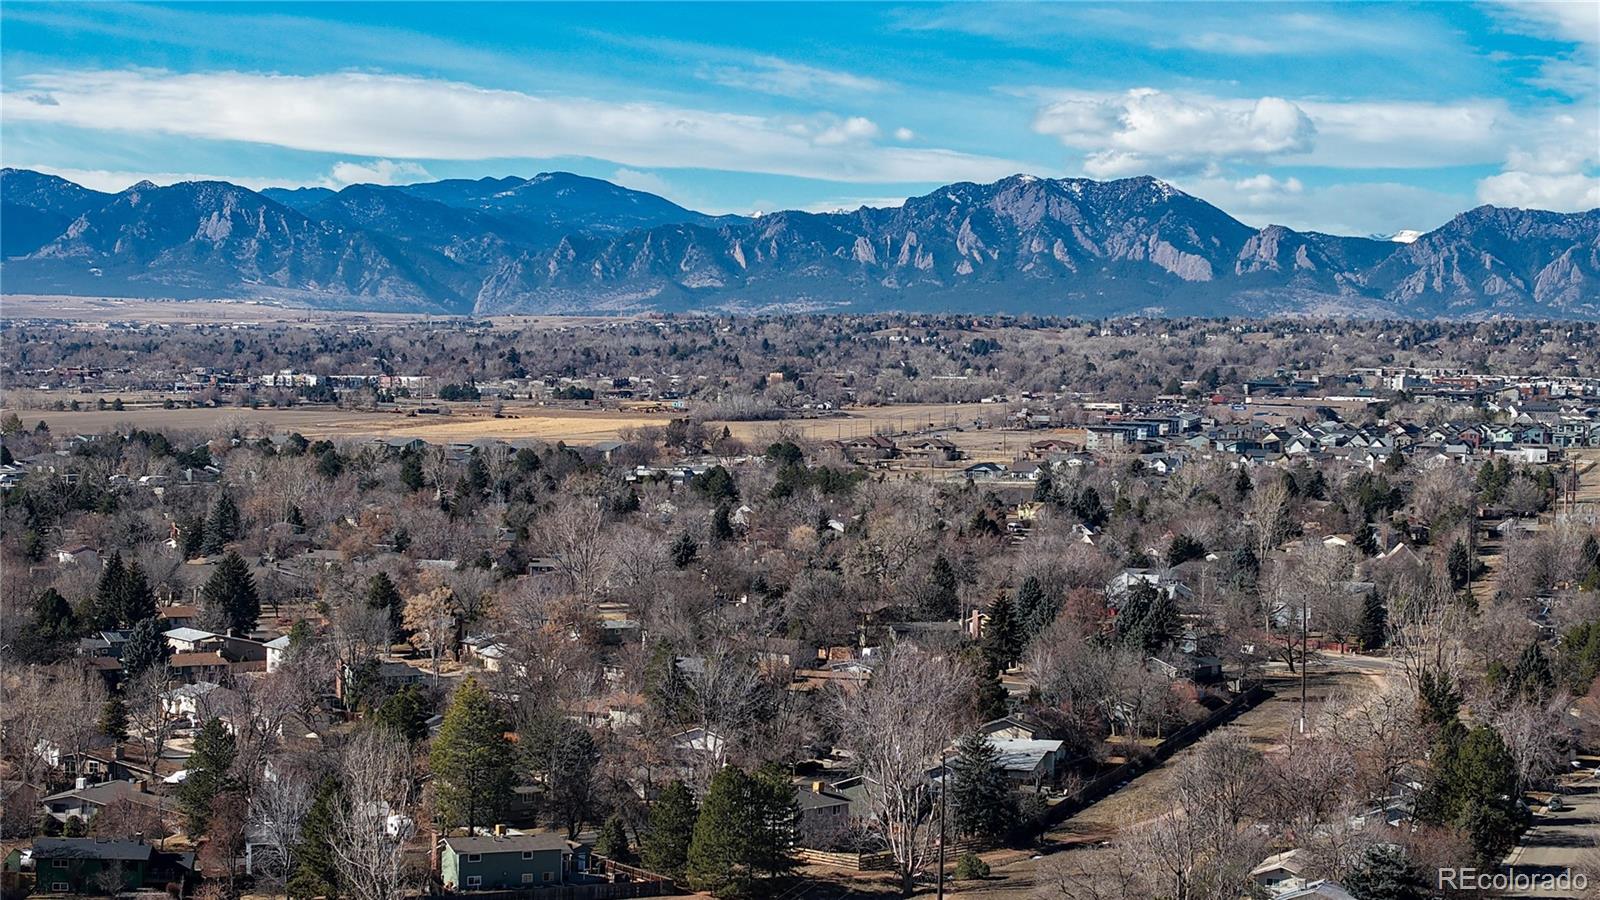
<box><xmin>2</xmin><ymin>167</ymin><xmax>1596</xmax><ymax>319</ymax></box>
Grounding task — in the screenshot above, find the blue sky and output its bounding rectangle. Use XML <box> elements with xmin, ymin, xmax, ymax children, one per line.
<box><xmin>2</xmin><ymin>1</ymin><xmax>1595</xmax><ymax>235</ymax></box>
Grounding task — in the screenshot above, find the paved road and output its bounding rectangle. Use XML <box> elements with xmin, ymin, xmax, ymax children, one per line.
<box><xmin>1505</xmin><ymin>773</ymin><xmax>1600</xmax><ymax>898</ymax></box>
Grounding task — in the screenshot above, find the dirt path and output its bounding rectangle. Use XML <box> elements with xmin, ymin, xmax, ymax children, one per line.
<box><xmin>939</xmin><ymin>659</ymin><xmax>1388</xmax><ymax>898</ymax></box>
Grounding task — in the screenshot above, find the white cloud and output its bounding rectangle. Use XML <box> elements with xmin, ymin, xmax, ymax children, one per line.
<box><xmin>1487</xmin><ymin>1</ymin><xmax>1599</xmax><ymax>47</ymax></box>
<box><xmin>1485</xmin><ymin>1</ymin><xmax>1598</xmax><ymax>101</ymax></box>
<box><xmin>800</xmin><ymin>195</ymin><xmax>909</xmax><ymax>213</ymax></box>
<box><xmin>812</xmin><ymin>116</ymin><xmax>880</xmax><ymax>146</ymax></box>
<box><xmin>17</xmin><ymin>165</ymin><xmax>291</xmax><ymax>193</ymax></box>
<box><xmin>326</xmin><ymin>158</ymin><xmax>430</xmax><ymax>187</ymax></box>
<box><xmin>1029</xmin><ymin>87</ymin><xmax>1551</xmax><ymax>172</ymax></box>
<box><xmin>1179</xmin><ymin>174</ymin><xmax>1469</xmax><ymax>235</ymax></box>
<box><xmin>3</xmin><ymin>69</ymin><xmax>1029</xmax><ymax>185</ymax></box>
<box><xmin>1033</xmin><ymin>88</ymin><xmax>1315</xmax><ymax>176</ymax></box>
<box><xmin>1471</xmin><ymin>107</ymin><xmax>1600</xmax><ymax>213</ymax></box>
<box><xmin>609</xmin><ymin>167</ymin><xmax>676</xmax><ymax>198</ymax></box>
<box><xmin>1477</xmin><ymin>170</ymin><xmax>1600</xmax><ymax>210</ymax></box>
<box><xmin>893</xmin><ymin>127</ymin><xmax>915</xmax><ymax>142</ymax></box>
<box><xmin>700</xmin><ymin>56</ymin><xmax>887</xmax><ymax>99</ymax></box>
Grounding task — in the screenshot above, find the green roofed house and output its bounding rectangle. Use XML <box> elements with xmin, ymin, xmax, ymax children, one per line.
<box><xmin>441</xmin><ymin>832</ymin><xmax>589</xmax><ymax>890</ymax></box>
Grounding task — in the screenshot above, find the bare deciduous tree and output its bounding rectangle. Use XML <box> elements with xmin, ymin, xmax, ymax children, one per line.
<box><xmin>330</xmin><ymin>728</ymin><xmax>416</xmax><ymax>900</ymax></box>
<box><xmin>830</xmin><ymin>646</ymin><xmax>973</xmax><ymax>895</ymax></box>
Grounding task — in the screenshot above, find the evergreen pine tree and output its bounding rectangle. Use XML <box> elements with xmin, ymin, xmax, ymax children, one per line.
<box><xmin>365</xmin><ymin>572</ymin><xmax>405</xmax><ymax>640</ymax></box>
<box><xmin>975</xmin><ymin>667</ymin><xmax>1010</xmax><ymax>721</ymax></box>
<box><xmin>178</xmin><ymin>718</ymin><xmax>238</xmax><ymax>836</ymax></box>
<box><xmin>201</xmin><ymin>551</ymin><xmax>261</xmax><ymax>636</ymax></box>
<box><xmin>1418</xmin><ymin>725</ymin><xmax>1524</xmax><ymax>863</ymax></box>
<box><xmin>373</xmin><ymin>686</ymin><xmax>432</xmax><ymax>744</ymax></box>
<box><xmin>670</xmin><ymin>531</ymin><xmax>699</xmax><ymax>569</ymax></box>
<box><xmin>1354</xmin><ymin>519</ymin><xmax>1380</xmax><ymax>557</ymax></box>
<box><xmin>712</xmin><ymin>501</ymin><xmax>734</xmax><ymax>541</ymax></box>
<box><xmin>98</xmin><ymin>697</ymin><xmax>129</xmax><ymax>742</ymax></box>
<box><xmin>748</xmin><ymin>763</ymin><xmax>796</xmax><ymax>879</ymax></box>
<box><xmin>31</xmin><ymin>588</ymin><xmax>75</xmax><ymax>638</ymax></box>
<box><xmin>641</xmin><ymin>779</ymin><xmax>697</xmax><ymax>877</ymax></box>
<box><xmin>118</xmin><ymin>560</ymin><xmax>156</xmax><ymax>625</ymax></box>
<box><xmin>1115</xmin><ymin>582</ymin><xmax>1179</xmax><ymax>653</ymax></box>
<box><xmin>1014</xmin><ymin>575</ymin><xmax>1057</xmax><ymax>638</ymax></box>
<box><xmin>1358</xmin><ymin>590</ymin><xmax>1387</xmax><ymax>651</ymax></box>
<box><xmin>1447</xmin><ymin>539</ymin><xmax>1473</xmax><ymax>590</ymax></box>
<box><xmin>981</xmin><ymin>593</ymin><xmax>1024</xmax><ymax>673</ymax></box>
<box><xmin>594</xmin><ymin>813</ymin><xmax>634</xmax><ymax>864</ymax></box>
<box><xmin>1508</xmin><ymin>640</ymin><xmax>1555</xmax><ymax>703</ymax></box>
<box><xmin>89</xmin><ymin>552</ymin><xmax>128</xmax><ymax>630</ymax></box>
<box><xmin>429</xmin><ymin>678</ymin><xmax>515</xmax><ymax>834</ymax></box>
<box><xmin>286</xmin><ymin>777</ymin><xmax>339</xmax><ymax>900</ymax></box>
<box><xmin>1344</xmin><ymin>844</ymin><xmax>1430</xmax><ymax>900</ymax></box>
<box><xmin>202</xmin><ymin>491</ymin><xmax>242</xmax><ymax>556</ymax></box>
<box><xmin>121</xmin><ymin>615</ymin><xmax>171</xmax><ymax>678</ymax></box>
<box><xmin>921</xmin><ymin>554</ymin><xmax>961</xmax><ymax>620</ymax></box>
<box><xmin>1031</xmin><ymin>471</ymin><xmax>1054</xmax><ymax>503</ymax></box>
<box><xmin>687</xmin><ymin>767</ymin><xmax>758</xmax><ymax>897</ymax></box>
<box><xmin>399</xmin><ymin>453</ymin><xmax>425</xmax><ymax>492</ymax></box>
<box><xmin>949</xmin><ymin>731</ymin><xmax>1018</xmax><ymax>847</ymax></box>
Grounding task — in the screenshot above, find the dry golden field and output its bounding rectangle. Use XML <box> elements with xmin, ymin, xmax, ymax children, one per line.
<box><xmin>2</xmin><ymin>394</ymin><xmax>1082</xmax><ymax>456</ymax></box>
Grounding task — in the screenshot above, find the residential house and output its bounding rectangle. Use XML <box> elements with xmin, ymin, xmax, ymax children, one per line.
<box><xmin>1251</xmin><ymin>848</ymin><xmax>1313</xmax><ymax>894</ymax></box>
<box><xmin>40</xmin><ymin>780</ymin><xmax>177</xmax><ymax>826</ymax></box>
<box><xmin>440</xmin><ymin>833</ymin><xmax>589</xmax><ymax>890</ymax></box>
<box><xmin>30</xmin><ymin>838</ymin><xmax>192</xmax><ymax>895</ymax></box>
<box><xmin>55</xmin><ymin>545</ymin><xmax>99</xmax><ymax>566</ymax></box>
<box><xmin>795</xmin><ymin>780</ymin><xmax>854</xmax><ymax>848</ymax></box>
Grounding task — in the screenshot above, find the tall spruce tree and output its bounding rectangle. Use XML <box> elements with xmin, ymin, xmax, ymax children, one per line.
<box><xmin>429</xmin><ymin>678</ymin><xmax>515</xmax><ymax>835</ymax></box>
<box><xmin>118</xmin><ymin>560</ymin><xmax>156</xmax><ymax>625</ymax></box>
<box><xmin>202</xmin><ymin>491</ymin><xmax>242</xmax><ymax>556</ymax></box>
<box><xmin>686</xmin><ymin>767</ymin><xmax>759</xmax><ymax>898</ymax></box>
<box><xmin>1014</xmin><ymin>575</ymin><xmax>1057</xmax><ymax>638</ymax></box>
<box><xmin>286</xmin><ymin>777</ymin><xmax>339</xmax><ymax>900</ymax></box>
<box><xmin>178</xmin><ymin>718</ymin><xmax>238</xmax><ymax>836</ymax></box>
<box><xmin>89</xmin><ymin>552</ymin><xmax>129</xmax><ymax>630</ymax></box>
<box><xmin>981</xmin><ymin>593</ymin><xmax>1024</xmax><ymax>674</ymax></box>
<box><xmin>641</xmin><ymin>779</ymin><xmax>697</xmax><ymax>877</ymax></box>
<box><xmin>31</xmin><ymin>588</ymin><xmax>75</xmax><ymax>638</ymax></box>
<box><xmin>1344</xmin><ymin>844</ymin><xmax>1430</xmax><ymax>900</ymax></box>
<box><xmin>921</xmin><ymin>554</ymin><xmax>961</xmax><ymax>620</ymax></box>
<box><xmin>121</xmin><ymin>616</ymin><xmax>171</xmax><ymax>678</ymax></box>
<box><xmin>594</xmin><ymin>813</ymin><xmax>633</xmax><ymax>864</ymax></box>
<box><xmin>748</xmin><ymin>763</ymin><xmax>796</xmax><ymax>879</ymax></box>
<box><xmin>98</xmin><ymin>697</ymin><xmax>129</xmax><ymax>742</ymax></box>
<box><xmin>365</xmin><ymin>572</ymin><xmax>405</xmax><ymax>640</ymax></box>
<box><xmin>1358</xmin><ymin>590</ymin><xmax>1387</xmax><ymax>651</ymax></box>
<box><xmin>949</xmin><ymin>731</ymin><xmax>1018</xmax><ymax>846</ymax></box>
<box><xmin>201</xmin><ymin>551</ymin><xmax>261</xmax><ymax>636</ymax></box>
<box><xmin>1419</xmin><ymin>725</ymin><xmax>1524</xmax><ymax>863</ymax></box>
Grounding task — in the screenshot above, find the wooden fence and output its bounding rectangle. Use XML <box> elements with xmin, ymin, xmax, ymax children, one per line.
<box><xmin>794</xmin><ymin>847</ymin><xmax>896</xmax><ymax>871</ymax></box>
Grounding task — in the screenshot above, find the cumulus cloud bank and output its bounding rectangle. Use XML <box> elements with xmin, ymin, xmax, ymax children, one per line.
<box><xmin>3</xmin><ymin>69</ymin><xmax>1027</xmax><ymax>185</ymax></box>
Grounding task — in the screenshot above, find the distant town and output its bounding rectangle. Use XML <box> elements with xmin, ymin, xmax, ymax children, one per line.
<box><xmin>2</xmin><ymin>313</ymin><xmax>1599</xmax><ymax>900</ymax></box>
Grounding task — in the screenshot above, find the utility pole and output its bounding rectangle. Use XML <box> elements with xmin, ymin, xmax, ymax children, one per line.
<box><xmin>1299</xmin><ymin>591</ymin><xmax>1309</xmax><ymax>734</ymax></box>
<box><xmin>937</xmin><ymin>751</ymin><xmax>947</xmax><ymax>900</ymax></box>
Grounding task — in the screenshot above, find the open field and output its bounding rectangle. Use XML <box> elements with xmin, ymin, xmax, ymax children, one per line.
<box><xmin>0</xmin><ymin>294</ymin><xmax>628</xmax><ymax>329</ymax></box>
<box><xmin>1</xmin><ymin>394</ymin><xmax>1081</xmax><ymax>453</ymax></box>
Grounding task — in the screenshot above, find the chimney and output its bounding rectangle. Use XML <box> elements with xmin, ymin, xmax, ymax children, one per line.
<box><xmin>75</xmin><ymin>776</ymin><xmax>88</xmax><ymax>790</ymax></box>
<box><xmin>494</xmin><ymin>824</ymin><xmax>507</xmax><ymax>837</ymax></box>
<box><xmin>811</xmin><ymin>781</ymin><xmax>824</xmax><ymax>794</ymax></box>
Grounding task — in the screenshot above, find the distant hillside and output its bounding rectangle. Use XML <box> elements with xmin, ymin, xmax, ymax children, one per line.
<box><xmin>3</xmin><ymin>168</ymin><xmax>1596</xmax><ymax>319</ymax></box>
